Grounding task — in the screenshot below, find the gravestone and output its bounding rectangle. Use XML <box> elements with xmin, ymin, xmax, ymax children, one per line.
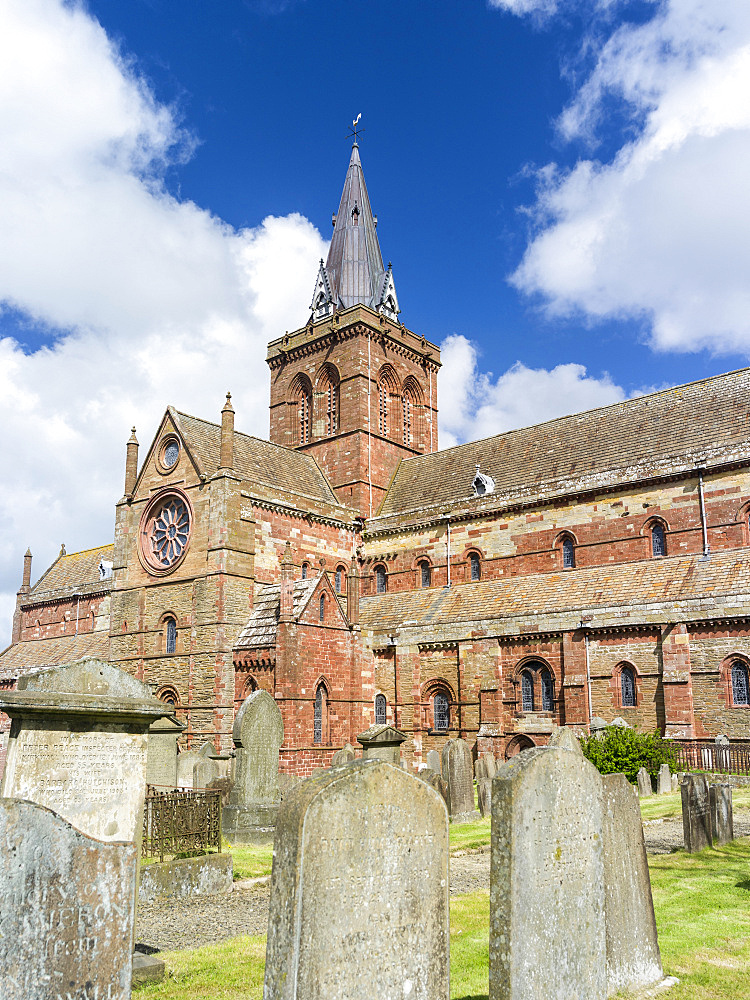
<box><xmin>657</xmin><ymin>763</ymin><xmax>672</xmax><ymax>795</ymax></box>
<box><xmin>481</xmin><ymin>751</ymin><xmax>497</xmax><ymax>779</ymax></box>
<box><xmin>441</xmin><ymin>738</ymin><xmax>479</xmax><ymax>822</ymax></box>
<box><xmin>357</xmin><ymin>724</ymin><xmax>405</xmax><ymax>764</ymax></box>
<box><xmin>426</xmin><ymin>749</ymin><xmax>441</xmax><ymax>773</ymax></box>
<box><xmin>330</xmin><ymin>743</ymin><xmax>356</xmax><ymax>765</ymax></box>
<box><xmin>489</xmin><ymin>747</ymin><xmax>605</xmax><ymax>1000</ymax></box>
<box><xmin>590</xmin><ymin>716</ymin><xmax>608</xmax><ymax>740</ymax></box>
<box><xmin>194</xmin><ymin>756</ymin><xmax>219</xmax><ymax>790</ymax></box>
<box><xmin>145</xmin><ymin>714</ymin><xmax>183</xmax><ymax>788</ymax></box>
<box><xmin>636</xmin><ymin>766</ymin><xmax>653</xmax><ymax>797</ymax></box>
<box><xmin>223</xmin><ymin>689</ymin><xmax>284</xmax><ymax>844</ymax></box>
<box><xmin>0</xmin><ymin>657</ymin><xmax>166</xmax><ymax>842</ymax></box>
<box><xmin>681</xmin><ymin>774</ymin><xmax>712</xmax><ymax>851</ymax></box>
<box><xmin>477</xmin><ymin>776</ymin><xmax>492</xmax><ymax>817</ymax></box>
<box><xmin>710</xmin><ymin>783</ymin><xmax>734</xmax><ymax>846</ymax></box>
<box><xmin>602</xmin><ymin>773</ymin><xmax>663</xmax><ymax>995</ymax></box>
<box><xmin>416</xmin><ymin>767</ymin><xmax>451</xmax><ymax>811</ymax></box>
<box><xmin>475</xmin><ymin>756</ymin><xmax>487</xmax><ymax>781</ymax></box>
<box><xmin>547</xmin><ymin>726</ymin><xmax>583</xmax><ymax>754</ymax></box>
<box><xmin>671</xmin><ymin>773</ymin><xmax>679</xmax><ymax>792</ymax></box>
<box><xmin>176</xmin><ymin>750</ymin><xmax>202</xmax><ymax>789</ymax></box>
<box><xmin>0</xmin><ymin>797</ymin><xmax>137</xmax><ymax>1000</ymax></box>
<box><xmin>264</xmin><ymin>759</ymin><xmax>449</xmax><ymax>1000</ymax></box>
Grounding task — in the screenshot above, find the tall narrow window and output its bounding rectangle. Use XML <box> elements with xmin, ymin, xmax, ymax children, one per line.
<box><xmin>562</xmin><ymin>536</ymin><xmax>575</xmax><ymax>569</ymax></box>
<box><xmin>469</xmin><ymin>553</ymin><xmax>481</xmax><ymax>582</ymax></box>
<box><xmin>375</xmin><ymin>693</ymin><xmax>387</xmax><ymax>725</ymax></box>
<box><xmin>541</xmin><ymin>668</ymin><xmax>553</xmax><ymax>712</ymax></box>
<box><xmin>375</xmin><ymin>565</ymin><xmax>387</xmax><ymax>594</ymax></box>
<box><xmin>301</xmin><ymin>562</ymin><xmax>309</xmax><ymax>580</ymax></box>
<box><xmin>403</xmin><ymin>393</ymin><xmax>412</xmax><ymax>446</ymax></box>
<box><xmin>434</xmin><ymin>692</ymin><xmax>450</xmax><ymax>731</ymax></box>
<box><xmin>732</xmin><ymin>662</ymin><xmax>750</xmax><ymax>705</ymax></box>
<box><xmin>420</xmin><ymin>561</ymin><xmax>431</xmax><ymax>588</ymax></box>
<box><xmin>319</xmin><ymin>594</ymin><xmax>326</xmax><ymax>622</ymax></box>
<box><xmin>314</xmin><ymin>684</ymin><xmax>326</xmax><ymax>744</ymax></box>
<box><xmin>335</xmin><ymin>566</ymin><xmax>344</xmax><ymax>593</ymax></box>
<box><xmin>521</xmin><ymin>671</ymin><xmax>534</xmax><ymax>712</ymax></box>
<box><xmin>326</xmin><ymin>380</ymin><xmax>338</xmax><ymax>436</ymax></box>
<box><xmin>651</xmin><ymin>523</ymin><xmax>666</xmax><ymax>557</ymax></box>
<box><xmin>165</xmin><ymin>616</ymin><xmax>177</xmax><ymax>654</ymax></box>
<box><xmin>621</xmin><ymin>666</ymin><xmax>636</xmax><ymax>707</ymax></box>
<box><xmin>298</xmin><ymin>385</ymin><xmax>311</xmax><ymax>444</ymax></box>
<box><xmin>379</xmin><ymin>383</ymin><xmax>388</xmax><ymax>435</ymax></box>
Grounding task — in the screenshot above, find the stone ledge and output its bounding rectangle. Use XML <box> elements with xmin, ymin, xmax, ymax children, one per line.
<box><xmin>138</xmin><ymin>852</ymin><xmax>233</xmax><ymax>904</ymax></box>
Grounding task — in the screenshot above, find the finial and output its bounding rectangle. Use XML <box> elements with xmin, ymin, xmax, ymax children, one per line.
<box><xmin>59</xmin><ymin>543</ymin><xmax>66</xmax><ymax>557</ymax></box>
<box><xmin>347</xmin><ymin>113</ymin><xmax>364</xmax><ymax>145</ymax></box>
<box><xmin>25</xmin><ymin>547</ymin><xmax>32</xmax><ymax>557</ymax></box>
<box><xmin>223</xmin><ymin>392</ymin><xmax>234</xmax><ymax>412</ymax></box>
<box><xmin>128</xmin><ymin>426</ymin><xmax>138</xmax><ymax>443</ymax></box>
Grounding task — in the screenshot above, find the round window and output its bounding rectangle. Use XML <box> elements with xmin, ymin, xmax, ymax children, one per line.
<box><xmin>161</xmin><ymin>438</ymin><xmax>180</xmax><ymax>469</ymax></box>
<box><xmin>140</xmin><ymin>491</ymin><xmax>192</xmax><ymax>573</ymax></box>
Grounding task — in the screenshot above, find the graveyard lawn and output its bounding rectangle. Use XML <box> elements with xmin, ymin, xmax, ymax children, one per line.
<box><xmin>640</xmin><ymin>786</ymin><xmax>750</xmax><ymax>822</ymax></box>
<box><xmin>134</xmin><ymin>839</ymin><xmax>750</xmax><ymax>1000</ymax></box>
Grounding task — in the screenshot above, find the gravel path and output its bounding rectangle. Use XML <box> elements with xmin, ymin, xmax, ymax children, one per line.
<box><xmin>135</xmin><ymin>812</ymin><xmax>750</xmax><ymax>955</ymax></box>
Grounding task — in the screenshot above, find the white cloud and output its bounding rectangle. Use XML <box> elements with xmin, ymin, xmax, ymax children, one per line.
<box><xmin>0</xmin><ymin>0</ymin><xmax>326</xmax><ymax>647</ymax></box>
<box><xmin>507</xmin><ymin>1</ymin><xmax>750</xmax><ymax>355</ymax></box>
<box><xmin>437</xmin><ymin>334</ymin><xmax>625</xmax><ymax>447</ymax></box>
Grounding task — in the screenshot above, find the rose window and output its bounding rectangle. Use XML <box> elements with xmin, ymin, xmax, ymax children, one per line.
<box><xmin>142</xmin><ymin>494</ymin><xmax>191</xmax><ymax>571</ymax></box>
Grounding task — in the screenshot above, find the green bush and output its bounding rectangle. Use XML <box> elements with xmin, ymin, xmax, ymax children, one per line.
<box><xmin>579</xmin><ymin>726</ymin><xmax>678</xmax><ymax>785</ymax></box>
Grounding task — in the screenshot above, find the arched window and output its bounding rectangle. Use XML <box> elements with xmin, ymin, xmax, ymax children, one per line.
<box><xmin>621</xmin><ymin>666</ymin><xmax>636</xmax><ymax>707</ymax></box>
<box><xmin>402</xmin><ymin>390</ymin><xmax>414</xmax><ymax>446</ymax></box>
<box><xmin>301</xmin><ymin>562</ymin><xmax>309</xmax><ymax>580</ymax></box>
<box><xmin>157</xmin><ymin>685</ymin><xmax>180</xmax><ymax>708</ymax></box>
<box><xmin>326</xmin><ymin>380</ymin><xmax>338</xmax><ymax>436</ymax></box>
<box><xmin>165</xmin><ymin>616</ymin><xmax>177</xmax><ymax>654</ymax></box>
<box><xmin>314</xmin><ymin>683</ymin><xmax>327</xmax><ymax>745</ymax></box>
<box><xmin>541</xmin><ymin>668</ymin><xmax>554</xmax><ymax>712</ymax></box>
<box><xmin>319</xmin><ymin>594</ymin><xmax>326</xmax><ymax>622</ymax></box>
<box><xmin>378</xmin><ymin>382</ymin><xmax>389</xmax><ymax>436</ymax></box>
<box><xmin>375</xmin><ymin>565</ymin><xmax>387</xmax><ymax>594</ymax></box>
<box><xmin>335</xmin><ymin>566</ymin><xmax>345</xmax><ymax>593</ymax></box>
<box><xmin>375</xmin><ymin>693</ymin><xmax>387</xmax><ymax>725</ymax></box>
<box><xmin>521</xmin><ymin>671</ymin><xmax>534</xmax><ymax>712</ymax></box>
<box><xmin>562</xmin><ymin>536</ymin><xmax>575</xmax><ymax>569</ymax></box>
<box><xmin>434</xmin><ymin>691</ymin><xmax>450</xmax><ymax>731</ymax></box>
<box><xmin>469</xmin><ymin>552</ymin><xmax>481</xmax><ymax>582</ymax></box>
<box><xmin>651</xmin><ymin>523</ymin><xmax>666</xmax><ymax>557</ymax></box>
<box><xmin>297</xmin><ymin>385</ymin><xmax>311</xmax><ymax>444</ymax></box>
<box><xmin>732</xmin><ymin>662</ymin><xmax>750</xmax><ymax>706</ymax></box>
<box><xmin>377</xmin><ymin>365</ymin><xmax>398</xmax><ymax>438</ymax></box>
<box><xmin>419</xmin><ymin>560</ymin><xmax>431</xmax><ymax>588</ymax></box>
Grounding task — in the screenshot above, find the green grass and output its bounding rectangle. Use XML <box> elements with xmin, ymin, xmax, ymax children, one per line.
<box><xmin>449</xmin><ymin>815</ymin><xmax>491</xmax><ymax>853</ymax></box>
<box><xmin>640</xmin><ymin>785</ymin><xmax>750</xmax><ymax>822</ymax></box>
<box><xmin>222</xmin><ymin>841</ymin><xmax>275</xmax><ymax>880</ymax></box>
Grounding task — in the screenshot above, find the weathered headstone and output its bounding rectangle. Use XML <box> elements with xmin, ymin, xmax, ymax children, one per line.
<box><xmin>426</xmin><ymin>748</ymin><xmax>441</xmax><ymax>773</ymax></box>
<box><xmin>602</xmin><ymin>773</ymin><xmax>663</xmax><ymax>995</ymax></box>
<box><xmin>475</xmin><ymin>756</ymin><xmax>488</xmax><ymax>781</ymax></box>
<box><xmin>416</xmin><ymin>767</ymin><xmax>450</xmax><ymax>811</ymax></box>
<box><xmin>547</xmin><ymin>726</ymin><xmax>583</xmax><ymax>754</ymax></box>
<box><xmin>441</xmin><ymin>738</ymin><xmax>479</xmax><ymax>822</ymax></box>
<box><xmin>657</xmin><ymin>762</ymin><xmax>672</xmax><ymax>795</ymax></box>
<box><xmin>0</xmin><ymin>657</ymin><xmax>166</xmax><ymax>842</ymax></box>
<box><xmin>710</xmin><ymin>783</ymin><xmax>734</xmax><ymax>846</ymax></box>
<box><xmin>489</xmin><ymin>747</ymin><xmax>606</xmax><ymax>1000</ymax></box>
<box><xmin>176</xmin><ymin>750</ymin><xmax>202</xmax><ymax>789</ymax></box>
<box><xmin>681</xmin><ymin>774</ymin><xmax>712</xmax><ymax>851</ymax></box>
<box><xmin>671</xmin><ymin>773</ymin><xmax>679</xmax><ymax>793</ymax></box>
<box><xmin>0</xmin><ymin>797</ymin><xmax>137</xmax><ymax>1000</ymax></box>
<box><xmin>357</xmin><ymin>724</ymin><xmax>406</xmax><ymax>764</ymax></box>
<box><xmin>330</xmin><ymin>743</ymin><xmax>356</xmax><ymax>765</ymax></box>
<box><xmin>590</xmin><ymin>716</ymin><xmax>608</xmax><ymax>740</ymax></box>
<box><xmin>194</xmin><ymin>756</ymin><xmax>219</xmax><ymax>790</ymax></box>
<box><xmin>477</xmin><ymin>776</ymin><xmax>492</xmax><ymax>817</ymax></box>
<box><xmin>481</xmin><ymin>751</ymin><xmax>497</xmax><ymax>779</ymax></box>
<box><xmin>223</xmin><ymin>689</ymin><xmax>284</xmax><ymax>843</ymax></box>
<box><xmin>146</xmin><ymin>714</ymin><xmax>184</xmax><ymax>788</ymax></box>
<box><xmin>636</xmin><ymin>766</ymin><xmax>653</xmax><ymax>797</ymax></box>
<box><xmin>610</xmin><ymin>717</ymin><xmax>630</xmax><ymax>728</ymax></box>
<box><xmin>264</xmin><ymin>759</ymin><xmax>449</xmax><ymax>999</ymax></box>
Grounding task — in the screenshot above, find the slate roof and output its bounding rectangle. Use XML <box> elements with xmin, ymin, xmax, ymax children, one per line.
<box><xmin>0</xmin><ymin>631</ymin><xmax>110</xmax><ymax>681</ymax></box>
<box><xmin>170</xmin><ymin>409</ymin><xmax>349</xmax><ymax>515</ymax></box>
<box><xmin>27</xmin><ymin>544</ymin><xmax>114</xmax><ymax>601</ymax></box>
<box><xmin>359</xmin><ymin>549</ymin><xmax>750</xmax><ymax>634</ymax></box>
<box><xmin>374</xmin><ymin>367</ymin><xmax>750</xmax><ymax>526</ymax></box>
<box><xmin>234</xmin><ymin>578</ymin><xmax>320</xmax><ymax>650</ymax></box>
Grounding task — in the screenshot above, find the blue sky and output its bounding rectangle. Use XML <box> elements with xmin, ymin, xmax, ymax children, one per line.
<box><xmin>1</xmin><ymin>0</ymin><xmax>750</xmax><ymax>640</ymax></box>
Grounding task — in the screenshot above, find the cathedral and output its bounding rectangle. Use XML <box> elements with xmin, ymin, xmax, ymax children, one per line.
<box><xmin>3</xmin><ymin>142</ymin><xmax>750</xmax><ymax>775</ymax></box>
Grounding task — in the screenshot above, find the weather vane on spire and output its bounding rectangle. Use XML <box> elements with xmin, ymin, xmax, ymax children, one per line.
<box><xmin>347</xmin><ymin>113</ymin><xmax>364</xmax><ymax>144</ymax></box>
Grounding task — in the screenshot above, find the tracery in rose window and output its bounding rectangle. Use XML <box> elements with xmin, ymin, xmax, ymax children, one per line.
<box><xmin>149</xmin><ymin>496</ymin><xmax>190</xmax><ymax>568</ymax></box>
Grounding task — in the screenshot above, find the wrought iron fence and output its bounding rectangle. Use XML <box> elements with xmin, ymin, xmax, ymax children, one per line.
<box><xmin>674</xmin><ymin>740</ymin><xmax>750</xmax><ymax>776</ymax></box>
<box><xmin>142</xmin><ymin>786</ymin><xmax>222</xmax><ymax>861</ymax></box>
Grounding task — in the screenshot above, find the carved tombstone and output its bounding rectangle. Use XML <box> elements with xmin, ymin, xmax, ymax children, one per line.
<box><xmin>657</xmin><ymin>762</ymin><xmax>672</xmax><ymax>795</ymax></box>
<box><xmin>176</xmin><ymin>750</ymin><xmax>202</xmax><ymax>789</ymax></box>
<box><xmin>0</xmin><ymin>798</ymin><xmax>137</xmax><ymax>1000</ymax></box>
<box><xmin>426</xmin><ymin>749</ymin><xmax>441</xmax><ymax>773</ymax></box>
<box><xmin>489</xmin><ymin>748</ymin><xmax>606</xmax><ymax>1000</ymax></box>
<box><xmin>441</xmin><ymin>738</ymin><xmax>478</xmax><ymax>821</ymax></box>
<box><xmin>223</xmin><ymin>689</ymin><xmax>284</xmax><ymax>843</ymax></box>
<box><xmin>264</xmin><ymin>760</ymin><xmax>449</xmax><ymax>1000</ymax></box>
<box><xmin>710</xmin><ymin>783</ymin><xmax>734</xmax><ymax>846</ymax></box>
<box><xmin>145</xmin><ymin>714</ymin><xmax>183</xmax><ymax>788</ymax></box>
<box><xmin>477</xmin><ymin>777</ymin><xmax>492</xmax><ymax>817</ymax></box>
<box><xmin>357</xmin><ymin>724</ymin><xmax>406</xmax><ymax>765</ymax></box>
<box><xmin>416</xmin><ymin>766</ymin><xmax>451</xmax><ymax>811</ymax></box>
<box><xmin>681</xmin><ymin>774</ymin><xmax>712</xmax><ymax>852</ymax></box>
<box><xmin>636</xmin><ymin>766</ymin><xmax>653</xmax><ymax>797</ymax></box>
<box><xmin>330</xmin><ymin>743</ymin><xmax>356</xmax><ymax>766</ymax></box>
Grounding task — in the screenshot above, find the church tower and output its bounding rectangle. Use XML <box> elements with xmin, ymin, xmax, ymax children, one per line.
<box><xmin>266</xmin><ymin>142</ymin><xmax>441</xmax><ymax>517</ymax></box>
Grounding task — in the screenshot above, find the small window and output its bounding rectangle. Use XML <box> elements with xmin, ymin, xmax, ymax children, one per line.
<box><xmin>335</xmin><ymin>567</ymin><xmax>344</xmax><ymax>593</ymax></box>
<box><xmin>434</xmin><ymin>692</ymin><xmax>450</xmax><ymax>731</ymax></box>
<box><xmin>375</xmin><ymin>565</ymin><xmax>387</xmax><ymax>594</ymax></box>
<box><xmin>469</xmin><ymin>553</ymin><xmax>481</xmax><ymax>582</ymax></box>
<box><xmin>301</xmin><ymin>562</ymin><xmax>309</xmax><ymax>580</ymax></box>
<box><xmin>165</xmin><ymin>616</ymin><xmax>177</xmax><ymax>655</ymax></box>
<box><xmin>562</xmin><ymin>537</ymin><xmax>575</xmax><ymax>569</ymax></box>
<box><xmin>319</xmin><ymin>594</ymin><xmax>326</xmax><ymax>622</ymax></box>
<box><xmin>521</xmin><ymin>671</ymin><xmax>534</xmax><ymax>712</ymax></box>
<box><xmin>621</xmin><ymin>666</ymin><xmax>636</xmax><ymax>707</ymax></box>
<box><xmin>732</xmin><ymin>662</ymin><xmax>750</xmax><ymax>706</ymax></box>
<box><xmin>375</xmin><ymin>693</ymin><xmax>387</xmax><ymax>725</ymax></box>
<box><xmin>420</xmin><ymin>561</ymin><xmax>431</xmax><ymax>588</ymax></box>
<box><xmin>314</xmin><ymin>684</ymin><xmax>326</xmax><ymax>745</ymax></box>
<box><xmin>541</xmin><ymin>668</ymin><xmax>553</xmax><ymax>712</ymax></box>
<box><xmin>651</xmin><ymin>523</ymin><xmax>666</xmax><ymax>557</ymax></box>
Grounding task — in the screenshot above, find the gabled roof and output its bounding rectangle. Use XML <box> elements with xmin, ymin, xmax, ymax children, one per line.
<box><xmin>0</xmin><ymin>631</ymin><xmax>110</xmax><ymax>682</ymax></box>
<box><xmin>27</xmin><ymin>544</ymin><xmax>114</xmax><ymax>601</ymax></box>
<box><xmin>234</xmin><ymin>574</ymin><xmax>347</xmax><ymax>651</ymax></box>
<box><xmin>374</xmin><ymin>367</ymin><xmax>750</xmax><ymax>526</ymax></box>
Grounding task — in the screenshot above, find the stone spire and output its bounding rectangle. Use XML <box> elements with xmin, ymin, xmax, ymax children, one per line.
<box><xmin>311</xmin><ymin>143</ymin><xmax>400</xmax><ymax>322</ymax></box>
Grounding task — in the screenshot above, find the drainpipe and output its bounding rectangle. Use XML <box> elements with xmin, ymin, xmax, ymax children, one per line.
<box><xmin>444</xmin><ymin>518</ymin><xmax>451</xmax><ymax>589</ymax></box>
<box><xmin>390</xmin><ymin>634</ymin><xmax>398</xmax><ymax>730</ymax></box>
<box><xmin>367</xmin><ymin>334</ymin><xmax>372</xmax><ymax>518</ymax></box>
<box><xmin>581</xmin><ymin>619</ymin><xmax>593</xmax><ymax>727</ymax></box>
<box><xmin>697</xmin><ymin>466</ymin><xmax>710</xmax><ymax>557</ymax></box>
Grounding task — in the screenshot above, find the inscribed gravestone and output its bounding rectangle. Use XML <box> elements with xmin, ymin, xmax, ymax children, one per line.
<box><xmin>330</xmin><ymin>743</ymin><xmax>356</xmax><ymax>765</ymax></box>
<box><xmin>710</xmin><ymin>783</ymin><xmax>733</xmax><ymax>846</ymax></box>
<box><xmin>416</xmin><ymin>766</ymin><xmax>451</xmax><ymax>811</ymax></box>
<box><xmin>681</xmin><ymin>774</ymin><xmax>712</xmax><ymax>852</ymax></box>
<box><xmin>357</xmin><ymin>724</ymin><xmax>405</xmax><ymax>764</ymax></box>
<box><xmin>636</xmin><ymin>766</ymin><xmax>653</xmax><ymax>797</ymax></box>
<box><xmin>489</xmin><ymin>747</ymin><xmax>606</xmax><ymax>1000</ymax></box>
<box><xmin>146</xmin><ymin>714</ymin><xmax>183</xmax><ymax>788</ymax></box>
<box><xmin>194</xmin><ymin>757</ymin><xmax>219</xmax><ymax>790</ymax></box>
<box><xmin>657</xmin><ymin>763</ymin><xmax>671</xmax><ymax>795</ymax></box>
<box><xmin>426</xmin><ymin>749</ymin><xmax>441</xmax><ymax>773</ymax></box>
<box><xmin>547</xmin><ymin>726</ymin><xmax>583</xmax><ymax>754</ymax></box>
<box><xmin>477</xmin><ymin>776</ymin><xmax>492</xmax><ymax>817</ymax></box>
<box><xmin>481</xmin><ymin>751</ymin><xmax>497</xmax><ymax>779</ymax></box>
<box><xmin>264</xmin><ymin>759</ymin><xmax>449</xmax><ymax>1000</ymax></box>
<box><xmin>0</xmin><ymin>657</ymin><xmax>165</xmax><ymax>842</ymax></box>
<box><xmin>602</xmin><ymin>773</ymin><xmax>663</xmax><ymax>995</ymax></box>
<box><xmin>0</xmin><ymin>797</ymin><xmax>137</xmax><ymax>1000</ymax></box>
<box><xmin>441</xmin><ymin>738</ymin><xmax>478</xmax><ymax>821</ymax></box>
<box><xmin>176</xmin><ymin>750</ymin><xmax>202</xmax><ymax>789</ymax></box>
